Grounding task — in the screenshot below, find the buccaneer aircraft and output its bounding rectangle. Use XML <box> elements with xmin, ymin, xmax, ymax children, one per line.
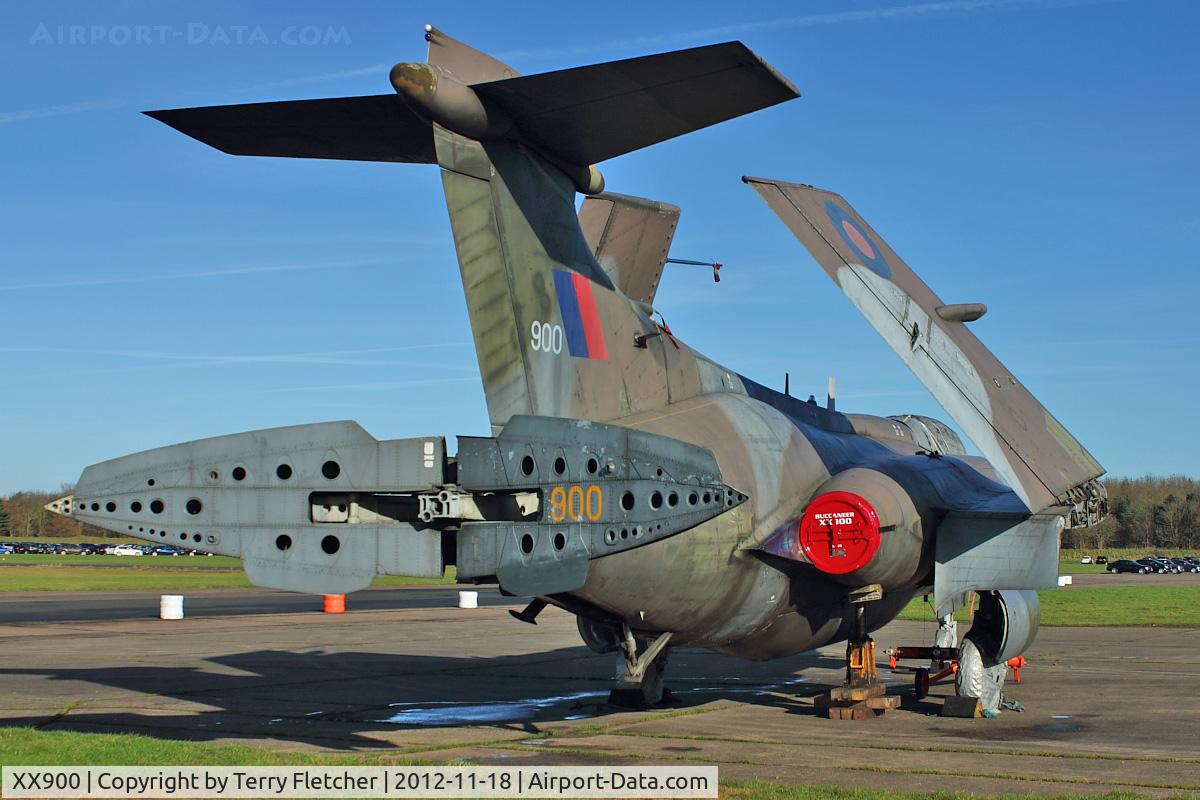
<box><xmin>46</xmin><ymin>27</ymin><xmax>1107</xmax><ymax>717</ymax></box>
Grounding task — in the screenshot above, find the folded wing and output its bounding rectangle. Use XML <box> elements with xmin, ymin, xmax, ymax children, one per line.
<box><xmin>744</xmin><ymin>176</ymin><xmax>1104</xmax><ymax>516</ymax></box>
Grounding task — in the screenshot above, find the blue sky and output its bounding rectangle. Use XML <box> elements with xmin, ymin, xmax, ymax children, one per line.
<box><xmin>1</xmin><ymin>0</ymin><xmax>1196</xmax><ymax>493</ymax></box>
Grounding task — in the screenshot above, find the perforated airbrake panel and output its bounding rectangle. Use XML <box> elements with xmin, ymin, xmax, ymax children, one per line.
<box><xmin>62</xmin><ymin>422</ymin><xmax>446</xmax><ymax>594</ymax></box>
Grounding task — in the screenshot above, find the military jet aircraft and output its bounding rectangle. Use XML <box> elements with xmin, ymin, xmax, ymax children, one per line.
<box><xmin>47</xmin><ymin>27</ymin><xmax>1107</xmax><ymax>715</ymax></box>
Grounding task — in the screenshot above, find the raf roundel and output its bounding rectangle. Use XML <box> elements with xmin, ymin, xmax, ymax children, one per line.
<box><xmin>824</xmin><ymin>199</ymin><xmax>891</xmax><ymax>278</ymax></box>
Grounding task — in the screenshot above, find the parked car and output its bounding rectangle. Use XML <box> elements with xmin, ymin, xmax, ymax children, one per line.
<box><xmin>1095</xmin><ymin>556</ymin><xmax>1108</xmax><ymax>565</ymax></box>
<box><xmin>0</xmin><ymin>544</ymin><xmax>13</xmax><ymax>554</ymax></box>
<box><xmin>149</xmin><ymin>546</ymin><xmax>180</xmax><ymax>556</ymax></box>
<box><xmin>1080</xmin><ymin>555</ymin><xmax>1093</xmax><ymax>564</ymax></box>
<box><xmin>1108</xmin><ymin>560</ymin><xmax>1148</xmax><ymax>574</ymax></box>
<box><xmin>111</xmin><ymin>544</ymin><xmax>145</xmax><ymax>556</ymax></box>
<box><xmin>1138</xmin><ymin>558</ymin><xmax>1175</xmax><ymax>574</ymax></box>
<box><xmin>59</xmin><ymin>543</ymin><xmax>85</xmax><ymax>555</ymax></box>
<box><xmin>1169</xmin><ymin>558</ymin><xmax>1199</xmax><ymax>573</ymax></box>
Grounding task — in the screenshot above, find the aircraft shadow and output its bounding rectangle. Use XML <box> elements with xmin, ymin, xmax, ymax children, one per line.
<box><xmin>0</xmin><ymin>646</ymin><xmax>849</xmax><ymax>749</ymax></box>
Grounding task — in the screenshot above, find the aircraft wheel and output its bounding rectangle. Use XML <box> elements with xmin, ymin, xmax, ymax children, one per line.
<box><xmin>914</xmin><ymin>667</ymin><xmax>931</xmax><ymax>699</ymax></box>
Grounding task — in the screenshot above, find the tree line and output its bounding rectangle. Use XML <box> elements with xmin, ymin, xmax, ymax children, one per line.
<box><xmin>1065</xmin><ymin>475</ymin><xmax>1200</xmax><ymax>551</ymax></box>
<box><xmin>2</xmin><ymin>476</ymin><xmax>1198</xmax><ymax>548</ymax></box>
<box><xmin>0</xmin><ymin>488</ymin><xmax>111</xmax><ymax>539</ymax></box>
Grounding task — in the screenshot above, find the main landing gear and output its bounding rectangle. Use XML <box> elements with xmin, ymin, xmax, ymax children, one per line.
<box><xmin>889</xmin><ymin>595</ymin><xmax>1034</xmax><ymax>716</ymax></box>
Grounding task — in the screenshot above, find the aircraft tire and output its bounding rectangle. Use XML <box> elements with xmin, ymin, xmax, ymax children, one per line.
<box><xmin>955</xmin><ymin>636</ymin><xmax>1004</xmax><ymax>712</ymax></box>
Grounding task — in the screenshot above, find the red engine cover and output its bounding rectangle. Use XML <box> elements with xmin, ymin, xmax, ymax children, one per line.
<box><xmin>798</xmin><ymin>490</ymin><xmax>882</xmax><ymax>574</ymax></box>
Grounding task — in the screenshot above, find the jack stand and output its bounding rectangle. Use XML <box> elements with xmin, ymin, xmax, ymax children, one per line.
<box><xmin>817</xmin><ymin>585</ymin><xmax>900</xmax><ymax>720</ymax></box>
<box><xmin>609</xmin><ymin>624</ymin><xmax>673</xmax><ymax>709</ymax></box>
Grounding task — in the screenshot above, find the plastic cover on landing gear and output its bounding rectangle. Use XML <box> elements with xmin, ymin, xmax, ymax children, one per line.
<box><xmin>955</xmin><ymin>589</ymin><xmax>1040</xmax><ymax>713</ymax></box>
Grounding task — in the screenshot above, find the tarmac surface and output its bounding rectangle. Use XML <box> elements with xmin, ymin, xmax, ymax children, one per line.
<box><xmin>2</xmin><ymin>586</ymin><xmax>1198</xmax><ymax>797</ymax></box>
<box><xmin>0</xmin><ymin>586</ymin><xmax>511</xmax><ymax>624</ymax></box>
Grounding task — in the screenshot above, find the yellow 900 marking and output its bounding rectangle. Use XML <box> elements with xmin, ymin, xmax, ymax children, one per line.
<box><xmin>549</xmin><ymin>485</ymin><xmax>603</xmax><ymax>523</ymax></box>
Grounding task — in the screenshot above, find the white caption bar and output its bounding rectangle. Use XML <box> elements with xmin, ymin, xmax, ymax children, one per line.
<box><xmin>2</xmin><ymin>766</ymin><xmax>718</xmax><ymax>798</ymax></box>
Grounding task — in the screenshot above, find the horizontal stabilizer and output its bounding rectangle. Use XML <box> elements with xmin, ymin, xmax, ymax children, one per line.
<box><xmin>145</xmin><ymin>95</ymin><xmax>435</xmax><ymax>163</ymax></box>
<box><xmin>744</xmin><ymin>176</ymin><xmax>1104</xmax><ymax>514</ymax></box>
<box><xmin>476</xmin><ymin>42</ymin><xmax>799</xmax><ymax>165</ymax></box>
<box><xmin>145</xmin><ymin>41</ymin><xmax>797</xmax><ymax>172</ymax></box>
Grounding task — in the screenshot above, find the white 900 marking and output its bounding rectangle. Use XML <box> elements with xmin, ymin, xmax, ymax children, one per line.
<box><xmin>530</xmin><ymin>320</ymin><xmax>563</xmax><ymax>354</ymax></box>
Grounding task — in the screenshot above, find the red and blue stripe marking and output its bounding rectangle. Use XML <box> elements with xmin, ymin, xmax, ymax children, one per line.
<box><xmin>552</xmin><ymin>269</ymin><xmax>608</xmax><ymax>361</ymax></box>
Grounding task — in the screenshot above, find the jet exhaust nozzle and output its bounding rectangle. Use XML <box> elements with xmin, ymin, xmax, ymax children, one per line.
<box><xmin>760</xmin><ymin>468</ymin><xmax>926</xmax><ymax>590</ymax></box>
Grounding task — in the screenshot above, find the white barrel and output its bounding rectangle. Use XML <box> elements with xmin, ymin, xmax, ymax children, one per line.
<box><xmin>160</xmin><ymin>594</ymin><xmax>184</xmax><ymax>620</ymax></box>
<box><xmin>457</xmin><ymin>590</ymin><xmax>478</xmax><ymax>609</ymax></box>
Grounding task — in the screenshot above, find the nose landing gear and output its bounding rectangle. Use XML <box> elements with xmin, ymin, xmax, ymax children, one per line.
<box><xmin>610</xmin><ymin>624</ymin><xmax>673</xmax><ymax>709</ymax></box>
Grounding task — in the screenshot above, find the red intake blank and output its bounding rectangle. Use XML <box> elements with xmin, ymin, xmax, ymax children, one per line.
<box><xmin>798</xmin><ymin>490</ymin><xmax>881</xmax><ymax>574</ymax></box>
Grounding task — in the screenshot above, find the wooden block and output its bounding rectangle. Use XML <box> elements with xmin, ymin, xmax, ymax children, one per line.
<box><xmin>830</xmin><ymin>683</ymin><xmax>885</xmax><ymax>703</ymax></box>
<box><xmin>941</xmin><ymin>695</ymin><xmax>982</xmax><ymax>718</ymax></box>
<box><xmin>865</xmin><ymin>695</ymin><xmax>901</xmax><ymax>711</ymax></box>
<box><xmin>828</xmin><ymin>703</ymin><xmax>872</xmax><ymax>720</ymax></box>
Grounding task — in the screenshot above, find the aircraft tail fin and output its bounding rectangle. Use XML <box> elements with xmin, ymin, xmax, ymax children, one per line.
<box><xmin>579</xmin><ymin>193</ymin><xmax>681</xmax><ymax>307</ymax></box>
<box><xmin>743</xmin><ymin>176</ymin><xmax>1105</xmax><ymax>519</ymax></box>
<box><xmin>146</xmin><ymin>29</ymin><xmax>799</xmax><ymax>432</ymax></box>
<box><xmin>427</xmin><ymin>41</ymin><xmax>795</xmax><ymax>430</ymax></box>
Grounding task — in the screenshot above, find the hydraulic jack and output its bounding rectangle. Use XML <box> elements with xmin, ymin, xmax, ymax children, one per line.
<box><xmin>817</xmin><ymin>585</ymin><xmax>900</xmax><ymax>720</ymax></box>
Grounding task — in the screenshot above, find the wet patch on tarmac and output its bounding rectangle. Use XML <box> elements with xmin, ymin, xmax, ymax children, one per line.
<box><xmin>379</xmin><ymin>691</ymin><xmax>608</xmax><ymax>726</ymax></box>
<box><xmin>331</xmin><ymin>678</ymin><xmax>811</xmax><ymax>728</ymax></box>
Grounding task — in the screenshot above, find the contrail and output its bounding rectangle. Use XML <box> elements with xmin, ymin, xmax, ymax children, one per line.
<box><xmin>0</xmin><ymin>98</ymin><xmax>127</xmax><ymax>124</ymax></box>
<box><xmin>497</xmin><ymin>0</ymin><xmax>1119</xmax><ymax>61</ymax></box>
<box><xmin>1</xmin><ymin>0</ymin><xmax>1121</xmax><ymax>125</ymax></box>
<box><xmin>0</xmin><ymin>259</ymin><xmax>381</xmax><ymax>291</ymax></box>
<box><xmin>267</xmin><ymin>377</ymin><xmax>479</xmax><ymax>393</ymax></box>
<box><xmin>0</xmin><ymin>345</ymin><xmax>476</xmax><ymax>372</ymax></box>
<box><xmin>228</xmin><ymin>64</ymin><xmax>388</xmax><ymax>94</ymax></box>
<box><xmin>0</xmin><ymin>65</ymin><xmax>387</xmax><ymax>125</ymax></box>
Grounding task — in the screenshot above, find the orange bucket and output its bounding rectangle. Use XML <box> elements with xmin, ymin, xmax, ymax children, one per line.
<box><xmin>323</xmin><ymin>594</ymin><xmax>346</xmax><ymax>614</ymax></box>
